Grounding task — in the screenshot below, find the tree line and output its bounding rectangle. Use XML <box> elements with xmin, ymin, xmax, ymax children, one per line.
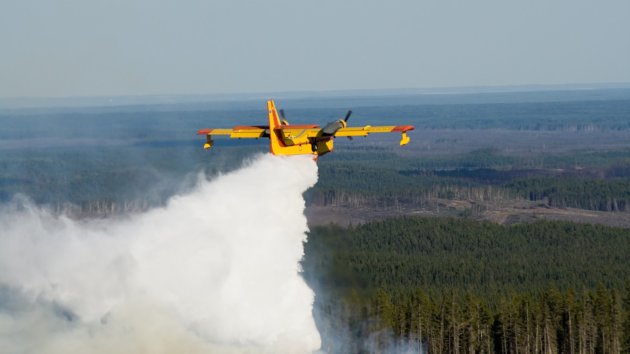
<box><xmin>312</xmin><ymin>285</ymin><xmax>630</xmax><ymax>354</ymax></box>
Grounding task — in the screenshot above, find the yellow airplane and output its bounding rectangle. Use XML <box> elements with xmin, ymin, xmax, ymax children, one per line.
<box><xmin>197</xmin><ymin>100</ymin><xmax>414</xmax><ymax>157</ymax></box>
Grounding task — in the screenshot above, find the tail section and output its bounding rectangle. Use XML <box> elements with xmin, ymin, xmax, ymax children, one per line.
<box><xmin>268</xmin><ymin>100</ymin><xmax>283</xmax><ymax>154</ymax></box>
<box><xmin>267</xmin><ymin>99</ymin><xmax>318</xmax><ymax>156</ymax></box>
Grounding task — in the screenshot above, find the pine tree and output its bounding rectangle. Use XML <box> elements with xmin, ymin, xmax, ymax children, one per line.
<box><xmin>622</xmin><ymin>281</ymin><xmax>630</xmax><ymax>354</ymax></box>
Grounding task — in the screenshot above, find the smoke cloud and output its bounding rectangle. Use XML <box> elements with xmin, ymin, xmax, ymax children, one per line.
<box><xmin>0</xmin><ymin>154</ymin><xmax>321</xmax><ymax>353</ymax></box>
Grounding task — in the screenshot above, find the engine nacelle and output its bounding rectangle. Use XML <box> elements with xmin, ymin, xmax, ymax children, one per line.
<box><xmin>321</xmin><ymin>119</ymin><xmax>347</xmax><ymax>136</ymax></box>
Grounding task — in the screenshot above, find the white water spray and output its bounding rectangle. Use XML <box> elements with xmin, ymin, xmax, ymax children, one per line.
<box><xmin>0</xmin><ymin>154</ymin><xmax>321</xmax><ymax>353</ymax></box>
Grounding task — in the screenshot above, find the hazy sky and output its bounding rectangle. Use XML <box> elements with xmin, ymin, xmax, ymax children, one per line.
<box><xmin>1</xmin><ymin>0</ymin><xmax>629</xmax><ymax>98</ymax></box>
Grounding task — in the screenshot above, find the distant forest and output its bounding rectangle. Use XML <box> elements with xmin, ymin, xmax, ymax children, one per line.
<box><xmin>4</xmin><ymin>146</ymin><xmax>630</xmax><ymax>216</ymax></box>
<box><xmin>309</xmin><ymin>148</ymin><xmax>630</xmax><ymax>214</ymax></box>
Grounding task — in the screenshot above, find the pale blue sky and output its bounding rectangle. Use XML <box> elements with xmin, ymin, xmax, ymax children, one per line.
<box><xmin>1</xmin><ymin>0</ymin><xmax>629</xmax><ymax>98</ymax></box>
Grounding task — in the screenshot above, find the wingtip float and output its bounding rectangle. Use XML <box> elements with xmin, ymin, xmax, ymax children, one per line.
<box><xmin>197</xmin><ymin>100</ymin><xmax>414</xmax><ymax>157</ymax></box>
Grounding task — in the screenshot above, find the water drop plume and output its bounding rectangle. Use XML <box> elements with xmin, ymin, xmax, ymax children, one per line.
<box><xmin>0</xmin><ymin>154</ymin><xmax>321</xmax><ymax>353</ymax></box>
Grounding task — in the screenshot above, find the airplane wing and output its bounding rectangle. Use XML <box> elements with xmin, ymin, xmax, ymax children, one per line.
<box><xmin>334</xmin><ymin>125</ymin><xmax>415</xmax><ymax>145</ymax></box>
<box><xmin>278</xmin><ymin>125</ymin><xmax>414</xmax><ymax>138</ymax></box>
<box><xmin>197</xmin><ymin>126</ymin><xmax>268</xmax><ymax>149</ymax></box>
<box><xmin>197</xmin><ymin>126</ymin><xmax>268</xmax><ymax>139</ymax></box>
<box><xmin>277</xmin><ymin>124</ymin><xmax>415</xmax><ymax>146</ymax></box>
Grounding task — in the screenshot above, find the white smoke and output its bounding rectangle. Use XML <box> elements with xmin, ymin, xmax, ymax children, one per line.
<box><xmin>0</xmin><ymin>154</ymin><xmax>321</xmax><ymax>353</ymax></box>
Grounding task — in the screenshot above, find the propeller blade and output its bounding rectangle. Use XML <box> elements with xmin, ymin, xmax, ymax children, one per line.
<box><xmin>279</xmin><ymin>109</ymin><xmax>286</xmax><ymax>120</ymax></box>
<box><xmin>344</xmin><ymin>110</ymin><xmax>352</xmax><ymax>122</ymax></box>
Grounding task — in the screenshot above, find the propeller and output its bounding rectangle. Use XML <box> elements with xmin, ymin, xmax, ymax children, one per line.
<box><xmin>344</xmin><ymin>110</ymin><xmax>352</xmax><ymax>122</ymax></box>
<box><xmin>344</xmin><ymin>110</ymin><xmax>353</xmax><ymax>140</ymax></box>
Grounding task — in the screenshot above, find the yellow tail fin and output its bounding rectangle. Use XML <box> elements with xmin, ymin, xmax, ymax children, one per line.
<box><xmin>267</xmin><ymin>100</ymin><xmax>280</xmax><ymax>129</ymax></box>
<box><xmin>268</xmin><ymin>100</ymin><xmax>283</xmax><ymax>154</ymax></box>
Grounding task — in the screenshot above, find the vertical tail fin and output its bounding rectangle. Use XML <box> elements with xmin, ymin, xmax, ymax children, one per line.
<box><xmin>267</xmin><ymin>100</ymin><xmax>283</xmax><ymax>154</ymax></box>
<box><xmin>267</xmin><ymin>100</ymin><xmax>281</xmax><ymax>129</ymax></box>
